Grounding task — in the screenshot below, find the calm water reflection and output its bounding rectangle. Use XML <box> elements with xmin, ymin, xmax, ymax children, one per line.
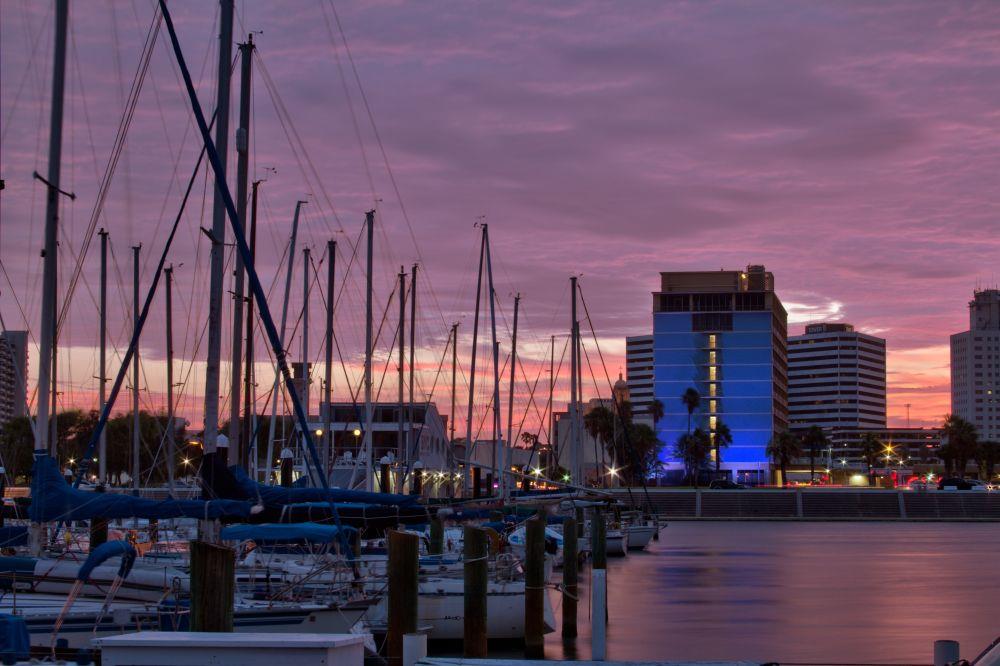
<box><xmin>545</xmin><ymin>522</ymin><xmax>1000</xmax><ymax>663</ymax></box>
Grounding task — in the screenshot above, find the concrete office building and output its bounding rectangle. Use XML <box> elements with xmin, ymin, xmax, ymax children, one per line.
<box><xmin>0</xmin><ymin>330</ymin><xmax>28</xmax><ymax>426</ymax></box>
<box><xmin>652</xmin><ymin>266</ymin><xmax>788</xmax><ymax>483</ymax></box>
<box><xmin>788</xmin><ymin>323</ymin><xmax>886</xmax><ymax>430</ymax></box>
<box><xmin>625</xmin><ymin>335</ymin><xmax>654</xmax><ymax>424</ymax></box>
<box><xmin>951</xmin><ymin>288</ymin><xmax>1000</xmax><ymax>440</ymax></box>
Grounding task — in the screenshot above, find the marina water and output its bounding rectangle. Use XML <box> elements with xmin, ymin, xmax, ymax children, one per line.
<box><xmin>538</xmin><ymin>522</ymin><xmax>1000</xmax><ymax>663</ymax></box>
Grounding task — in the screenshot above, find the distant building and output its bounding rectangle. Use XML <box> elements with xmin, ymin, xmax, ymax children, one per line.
<box><xmin>625</xmin><ymin>335</ymin><xmax>654</xmax><ymax>424</ymax></box>
<box><xmin>0</xmin><ymin>330</ymin><xmax>28</xmax><ymax>426</ymax></box>
<box><xmin>652</xmin><ymin>265</ymin><xmax>788</xmax><ymax>483</ymax></box>
<box><xmin>788</xmin><ymin>323</ymin><xmax>886</xmax><ymax>430</ymax></box>
<box><xmin>950</xmin><ymin>289</ymin><xmax>1000</xmax><ymax>440</ymax></box>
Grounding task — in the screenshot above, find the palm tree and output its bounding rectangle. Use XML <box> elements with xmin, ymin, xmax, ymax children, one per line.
<box><xmin>941</xmin><ymin>414</ymin><xmax>978</xmax><ymax>477</ymax></box>
<box><xmin>859</xmin><ymin>432</ymin><xmax>882</xmax><ymax>485</ymax></box>
<box><xmin>648</xmin><ymin>398</ymin><xmax>665</xmax><ymax>428</ymax></box>
<box><xmin>766</xmin><ymin>431</ymin><xmax>802</xmax><ymax>486</ymax></box>
<box><xmin>681</xmin><ymin>387</ymin><xmax>700</xmax><ymax>435</ymax></box>
<box><xmin>675</xmin><ymin>428</ymin><xmax>711</xmax><ymax>487</ymax></box>
<box><xmin>801</xmin><ymin>425</ymin><xmax>829</xmax><ymax>484</ymax></box>
<box><xmin>713</xmin><ymin>419</ymin><xmax>733</xmax><ymax>473</ymax></box>
<box><xmin>976</xmin><ymin>440</ymin><xmax>999</xmax><ymax>481</ymax></box>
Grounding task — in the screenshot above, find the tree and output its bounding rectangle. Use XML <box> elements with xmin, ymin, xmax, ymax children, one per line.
<box><xmin>801</xmin><ymin>425</ymin><xmax>829</xmax><ymax>484</ymax></box>
<box><xmin>713</xmin><ymin>419</ymin><xmax>733</xmax><ymax>473</ymax></box>
<box><xmin>675</xmin><ymin>428</ymin><xmax>711</xmax><ymax>487</ymax></box>
<box><xmin>626</xmin><ymin>423</ymin><xmax>664</xmax><ymax>485</ymax></box>
<box><xmin>766</xmin><ymin>431</ymin><xmax>802</xmax><ymax>486</ymax></box>
<box><xmin>941</xmin><ymin>414</ymin><xmax>978</xmax><ymax>477</ymax></box>
<box><xmin>681</xmin><ymin>387</ymin><xmax>700</xmax><ymax>435</ymax></box>
<box><xmin>0</xmin><ymin>415</ymin><xmax>35</xmax><ymax>483</ymax></box>
<box><xmin>859</xmin><ymin>432</ymin><xmax>882</xmax><ymax>484</ymax></box>
<box><xmin>584</xmin><ymin>405</ymin><xmax>616</xmax><ymax>477</ymax></box>
<box><xmin>975</xmin><ymin>440</ymin><xmax>999</xmax><ymax>482</ymax></box>
<box><xmin>648</xmin><ymin>399</ymin><xmax>664</xmax><ymax>427</ymax></box>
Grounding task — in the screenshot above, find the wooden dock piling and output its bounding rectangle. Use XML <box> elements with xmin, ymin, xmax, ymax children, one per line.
<box><xmin>189</xmin><ymin>540</ymin><xmax>235</xmax><ymax>631</ymax></box>
<box><xmin>561</xmin><ymin>516</ymin><xmax>578</xmax><ymax>639</ymax></box>
<box><xmin>524</xmin><ymin>515</ymin><xmax>546</xmax><ymax>659</ymax></box>
<box><xmin>463</xmin><ymin>526</ymin><xmax>488</xmax><ymax>658</ymax></box>
<box><xmin>429</xmin><ymin>515</ymin><xmax>444</xmax><ymax>555</ymax></box>
<box><xmin>388</xmin><ymin>530</ymin><xmax>419</xmax><ymax>666</ymax></box>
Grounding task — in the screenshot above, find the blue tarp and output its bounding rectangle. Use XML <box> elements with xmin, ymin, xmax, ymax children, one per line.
<box><xmin>77</xmin><ymin>540</ymin><xmax>137</xmax><ymax>582</ymax></box>
<box><xmin>0</xmin><ymin>614</ymin><xmax>29</xmax><ymax>662</ymax></box>
<box><xmin>228</xmin><ymin>465</ymin><xmax>419</xmax><ymax>508</ymax></box>
<box><xmin>0</xmin><ymin>526</ymin><xmax>28</xmax><ymax>548</ymax></box>
<box><xmin>220</xmin><ymin>522</ymin><xmax>355</xmax><ymax>544</ymax></box>
<box><xmin>29</xmin><ymin>454</ymin><xmax>253</xmax><ymax>523</ymax></box>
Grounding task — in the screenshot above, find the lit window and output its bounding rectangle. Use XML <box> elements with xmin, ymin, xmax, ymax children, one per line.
<box><xmin>709</xmin><ymin>383</ymin><xmax>717</xmax><ymax>397</ymax></box>
<box><xmin>709</xmin><ymin>366</ymin><xmax>717</xmax><ymax>381</ymax></box>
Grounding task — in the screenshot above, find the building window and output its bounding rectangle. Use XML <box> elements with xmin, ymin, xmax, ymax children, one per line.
<box><xmin>709</xmin><ymin>366</ymin><xmax>718</xmax><ymax>381</ymax></box>
<box><xmin>735</xmin><ymin>292</ymin><xmax>765</xmax><ymax>311</ymax></box>
<box><xmin>657</xmin><ymin>293</ymin><xmax>689</xmax><ymax>312</ymax></box>
<box><xmin>692</xmin><ymin>293</ymin><xmax>732</xmax><ymax>312</ymax></box>
<box><xmin>693</xmin><ymin>312</ymin><xmax>733</xmax><ymax>331</ymax></box>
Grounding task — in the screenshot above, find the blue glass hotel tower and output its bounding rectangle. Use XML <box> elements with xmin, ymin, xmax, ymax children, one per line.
<box><xmin>653</xmin><ymin>266</ymin><xmax>788</xmax><ymax>484</ymax></box>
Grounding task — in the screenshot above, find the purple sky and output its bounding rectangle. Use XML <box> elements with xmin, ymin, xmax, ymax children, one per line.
<box><xmin>2</xmin><ymin>1</ymin><xmax>999</xmax><ymax>433</ymax></box>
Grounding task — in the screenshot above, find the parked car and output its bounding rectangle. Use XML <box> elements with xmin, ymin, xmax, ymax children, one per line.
<box><xmin>709</xmin><ymin>479</ymin><xmax>746</xmax><ymax>489</ymax></box>
<box><xmin>905</xmin><ymin>478</ymin><xmax>928</xmax><ymax>491</ymax></box>
<box><xmin>937</xmin><ymin>477</ymin><xmax>988</xmax><ymax>491</ymax></box>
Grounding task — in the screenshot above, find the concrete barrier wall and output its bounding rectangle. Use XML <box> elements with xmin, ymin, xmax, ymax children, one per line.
<box><xmin>607</xmin><ymin>488</ymin><xmax>1000</xmax><ymax>521</ymax></box>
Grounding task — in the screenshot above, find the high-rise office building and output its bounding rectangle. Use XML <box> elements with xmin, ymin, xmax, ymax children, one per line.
<box><xmin>652</xmin><ymin>265</ymin><xmax>787</xmax><ymax>482</ymax></box>
<box><xmin>788</xmin><ymin>323</ymin><xmax>886</xmax><ymax>430</ymax></box>
<box><xmin>0</xmin><ymin>330</ymin><xmax>29</xmax><ymax>426</ymax></box>
<box><xmin>950</xmin><ymin>289</ymin><xmax>1000</xmax><ymax>440</ymax></box>
<box><xmin>625</xmin><ymin>335</ymin><xmax>654</xmax><ymax>424</ymax></box>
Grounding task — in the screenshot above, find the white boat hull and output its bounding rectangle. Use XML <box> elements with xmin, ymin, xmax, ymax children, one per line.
<box><xmin>626</xmin><ymin>524</ymin><xmax>656</xmax><ymax>550</ymax></box>
<box><xmin>606</xmin><ymin>530</ymin><xmax>628</xmax><ymax>556</ymax></box>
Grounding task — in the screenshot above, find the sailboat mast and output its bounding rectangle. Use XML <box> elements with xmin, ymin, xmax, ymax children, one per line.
<box><xmin>165</xmin><ymin>265</ymin><xmax>175</xmax><ymax>493</ymax></box>
<box><xmin>569</xmin><ymin>276</ymin><xmax>579</xmax><ymax>485</ymax></box>
<box><xmin>302</xmin><ymin>247</ymin><xmax>311</xmax><ymax>475</ymax></box>
<box><xmin>450</xmin><ymin>323</ymin><xmax>458</xmax><ymax>443</ymax></box>
<box><xmin>242</xmin><ymin>180</ymin><xmax>261</xmax><ymax>471</ymax></box>
<box><xmin>35</xmin><ymin>0</ymin><xmax>69</xmax><ymax>457</ymax></box>
<box><xmin>363</xmin><ymin>210</ymin><xmax>375</xmax><ymax>491</ymax></box>
<box><xmin>228</xmin><ymin>34</ymin><xmax>254</xmax><ymax>466</ymax></box>
<box><xmin>132</xmin><ymin>245</ymin><xmax>141</xmax><ymax>495</ymax></box>
<box><xmin>322</xmin><ymin>240</ymin><xmax>336</xmax><ymax>474</ymax></box>
<box><xmin>264</xmin><ymin>200</ymin><xmax>304</xmax><ymax>480</ymax></box>
<box><xmin>201</xmin><ymin>0</ymin><xmax>234</xmax><ymax>458</ymax></box>
<box><xmin>483</xmin><ymin>227</ymin><xmax>501</xmax><ymax>496</ymax></box>
<box><xmin>408</xmin><ymin>264</ymin><xmax>417</xmax><ymax>467</ymax></box>
<box><xmin>98</xmin><ymin>228</ymin><xmax>109</xmax><ymax>482</ymax></box>
<box><xmin>464</xmin><ymin>228</ymin><xmax>486</xmax><ymax>494</ymax></box>
<box><xmin>505</xmin><ymin>293</ymin><xmax>520</xmax><ymax>501</ymax></box>
<box><xmin>397</xmin><ymin>267</ymin><xmax>406</xmax><ymax>467</ymax></box>
<box><xmin>549</xmin><ymin>334</ymin><xmax>555</xmax><ymax>464</ymax></box>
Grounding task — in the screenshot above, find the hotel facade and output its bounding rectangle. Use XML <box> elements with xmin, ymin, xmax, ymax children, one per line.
<box><xmin>652</xmin><ymin>266</ymin><xmax>788</xmax><ymax>483</ymax></box>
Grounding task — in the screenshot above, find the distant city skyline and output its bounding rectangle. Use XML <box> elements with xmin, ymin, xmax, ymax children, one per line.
<box><xmin>3</xmin><ymin>2</ymin><xmax>1000</xmax><ymax>435</ymax></box>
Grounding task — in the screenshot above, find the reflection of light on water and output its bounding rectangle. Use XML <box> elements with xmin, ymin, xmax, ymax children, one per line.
<box><xmin>539</xmin><ymin>522</ymin><xmax>1000</xmax><ymax>663</ymax></box>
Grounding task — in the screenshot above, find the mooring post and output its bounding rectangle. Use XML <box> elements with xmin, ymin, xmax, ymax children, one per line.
<box><xmin>388</xmin><ymin>530</ymin><xmax>419</xmax><ymax>666</ymax></box>
<box><xmin>464</xmin><ymin>526</ymin><xmax>488</xmax><ymax>657</ymax></box>
<box><xmin>524</xmin><ymin>515</ymin><xmax>546</xmax><ymax>658</ymax></box>
<box><xmin>933</xmin><ymin>640</ymin><xmax>960</xmax><ymax>666</ymax></box>
<box><xmin>592</xmin><ymin>568</ymin><xmax>607</xmax><ymax>660</ymax></box>
<box><xmin>575</xmin><ymin>506</ymin><xmax>584</xmax><ymax>538</ymax></box>
<box><xmin>403</xmin><ymin>633</ymin><xmax>427</xmax><ymax>666</ymax></box>
<box><xmin>472</xmin><ymin>467</ymin><xmax>481</xmax><ymax>499</ymax></box>
<box><xmin>279</xmin><ymin>447</ymin><xmax>294</xmax><ymax>487</ymax></box>
<box><xmin>189</xmin><ymin>539</ymin><xmax>235</xmax><ymax>631</ymax></box>
<box><xmin>591</xmin><ymin>508</ymin><xmax>607</xmax><ymax>570</ymax></box>
<box><xmin>562</xmin><ymin>516</ymin><xmax>578</xmax><ymax>638</ymax></box>
<box><xmin>380</xmin><ymin>456</ymin><xmax>393</xmax><ymax>493</ymax></box>
<box><xmin>429</xmin><ymin>515</ymin><xmax>444</xmax><ymax>555</ymax></box>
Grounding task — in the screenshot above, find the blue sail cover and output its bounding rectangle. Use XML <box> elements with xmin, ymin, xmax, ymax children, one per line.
<box><xmin>29</xmin><ymin>454</ymin><xmax>252</xmax><ymax>523</ymax></box>
<box><xmin>0</xmin><ymin>614</ymin><xmax>30</xmax><ymax>662</ymax></box>
<box><xmin>221</xmin><ymin>522</ymin><xmax>355</xmax><ymax>544</ymax></box>
<box><xmin>0</xmin><ymin>526</ymin><xmax>28</xmax><ymax>548</ymax></box>
<box><xmin>77</xmin><ymin>540</ymin><xmax>137</xmax><ymax>582</ymax></box>
<box><xmin>228</xmin><ymin>465</ymin><xmax>419</xmax><ymax>508</ymax></box>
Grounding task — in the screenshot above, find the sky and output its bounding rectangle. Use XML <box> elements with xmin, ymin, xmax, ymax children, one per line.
<box><xmin>2</xmin><ymin>0</ymin><xmax>999</xmax><ymax>437</ymax></box>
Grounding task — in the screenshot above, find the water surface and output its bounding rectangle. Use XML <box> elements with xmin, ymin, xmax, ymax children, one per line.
<box><xmin>543</xmin><ymin>522</ymin><xmax>1000</xmax><ymax>663</ymax></box>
